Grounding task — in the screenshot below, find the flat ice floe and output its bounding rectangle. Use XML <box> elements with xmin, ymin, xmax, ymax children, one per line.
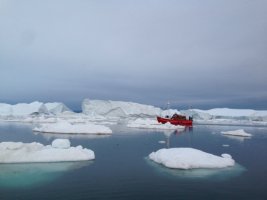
<box><xmin>0</xmin><ymin>139</ymin><xmax>95</xmax><ymax>163</ymax></box>
<box><xmin>127</xmin><ymin>118</ymin><xmax>185</xmax><ymax>130</ymax></box>
<box><xmin>221</xmin><ymin>129</ymin><xmax>252</xmax><ymax>137</ymax></box>
<box><xmin>148</xmin><ymin>148</ymin><xmax>235</xmax><ymax>169</ymax></box>
<box><xmin>33</xmin><ymin>120</ymin><xmax>112</xmax><ymax>134</ymax></box>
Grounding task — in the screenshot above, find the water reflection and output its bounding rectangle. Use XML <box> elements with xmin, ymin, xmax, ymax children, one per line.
<box><xmin>146</xmin><ymin>158</ymin><xmax>245</xmax><ymax>181</ymax></box>
<box><xmin>159</xmin><ymin>126</ymin><xmax>193</xmax><ymax>148</ymax></box>
<box><xmin>0</xmin><ymin>161</ymin><xmax>92</xmax><ymax>188</ymax></box>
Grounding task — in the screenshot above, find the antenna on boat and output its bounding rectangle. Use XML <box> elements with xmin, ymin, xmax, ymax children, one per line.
<box><xmin>166</xmin><ymin>100</ymin><xmax>180</xmax><ymax>110</ymax></box>
<box><xmin>166</xmin><ymin>100</ymin><xmax>170</xmax><ymax>110</ymax></box>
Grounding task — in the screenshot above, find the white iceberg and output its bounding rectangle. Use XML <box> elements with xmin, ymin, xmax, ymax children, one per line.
<box><xmin>0</xmin><ymin>102</ymin><xmax>74</xmax><ymax>123</ymax></box>
<box><xmin>45</xmin><ymin>102</ymin><xmax>72</xmax><ymax>115</ymax></box>
<box><xmin>33</xmin><ymin>120</ymin><xmax>112</xmax><ymax>134</ymax></box>
<box><xmin>127</xmin><ymin>118</ymin><xmax>185</xmax><ymax>130</ymax></box>
<box><xmin>184</xmin><ymin>108</ymin><xmax>267</xmax><ymax>125</ymax></box>
<box><xmin>51</xmin><ymin>138</ymin><xmax>71</xmax><ymax>149</ymax></box>
<box><xmin>82</xmin><ymin>99</ymin><xmax>161</xmax><ymax>118</ymax></box>
<box><xmin>0</xmin><ymin>139</ymin><xmax>95</xmax><ymax>163</ymax></box>
<box><xmin>82</xmin><ymin>99</ymin><xmax>179</xmax><ymax>119</ymax></box>
<box><xmin>0</xmin><ymin>101</ymin><xmax>48</xmax><ymax>117</ymax></box>
<box><xmin>0</xmin><ymin>103</ymin><xmax>12</xmax><ymax>116</ymax></box>
<box><xmin>148</xmin><ymin>148</ymin><xmax>235</xmax><ymax>169</ymax></box>
<box><xmin>221</xmin><ymin>129</ymin><xmax>252</xmax><ymax>137</ymax></box>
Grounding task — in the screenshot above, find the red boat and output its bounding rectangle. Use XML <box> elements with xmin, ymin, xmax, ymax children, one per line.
<box><xmin>157</xmin><ymin>114</ymin><xmax>193</xmax><ymax>126</ymax></box>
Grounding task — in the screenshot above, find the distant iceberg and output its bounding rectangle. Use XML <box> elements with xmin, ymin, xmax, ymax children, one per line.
<box><xmin>0</xmin><ymin>139</ymin><xmax>95</xmax><ymax>163</ymax></box>
<box><xmin>186</xmin><ymin>108</ymin><xmax>267</xmax><ymax>121</ymax></box>
<box><xmin>149</xmin><ymin>148</ymin><xmax>235</xmax><ymax>169</ymax></box>
<box><xmin>0</xmin><ymin>101</ymin><xmax>48</xmax><ymax>116</ymax></box>
<box><xmin>0</xmin><ymin>101</ymin><xmax>72</xmax><ymax>119</ymax></box>
<box><xmin>182</xmin><ymin>108</ymin><xmax>267</xmax><ymax>126</ymax></box>
<box><xmin>33</xmin><ymin>120</ymin><xmax>112</xmax><ymax>134</ymax></box>
<box><xmin>45</xmin><ymin>102</ymin><xmax>72</xmax><ymax>115</ymax></box>
<box><xmin>82</xmin><ymin>99</ymin><xmax>178</xmax><ymax>119</ymax></box>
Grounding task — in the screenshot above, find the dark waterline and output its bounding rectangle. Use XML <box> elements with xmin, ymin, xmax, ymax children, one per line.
<box><xmin>0</xmin><ymin>122</ymin><xmax>267</xmax><ymax>200</ymax></box>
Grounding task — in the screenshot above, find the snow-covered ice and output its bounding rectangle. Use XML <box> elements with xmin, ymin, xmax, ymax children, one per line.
<box><xmin>45</xmin><ymin>102</ymin><xmax>72</xmax><ymax>115</ymax></box>
<box><xmin>0</xmin><ymin>139</ymin><xmax>95</xmax><ymax>163</ymax></box>
<box><xmin>183</xmin><ymin>108</ymin><xmax>267</xmax><ymax>125</ymax></box>
<box><xmin>0</xmin><ymin>102</ymin><xmax>48</xmax><ymax>116</ymax></box>
<box><xmin>0</xmin><ymin>102</ymin><xmax>71</xmax><ymax>117</ymax></box>
<box><xmin>51</xmin><ymin>139</ymin><xmax>71</xmax><ymax>149</ymax></box>
<box><xmin>148</xmin><ymin>148</ymin><xmax>235</xmax><ymax>169</ymax></box>
<box><xmin>221</xmin><ymin>129</ymin><xmax>252</xmax><ymax>137</ymax></box>
<box><xmin>127</xmin><ymin>118</ymin><xmax>185</xmax><ymax>130</ymax></box>
<box><xmin>82</xmin><ymin>99</ymin><xmax>162</xmax><ymax>118</ymax></box>
<box><xmin>33</xmin><ymin>120</ymin><xmax>112</xmax><ymax>134</ymax></box>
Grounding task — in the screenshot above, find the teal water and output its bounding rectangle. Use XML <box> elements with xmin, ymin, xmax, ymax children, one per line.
<box><xmin>0</xmin><ymin>122</ymin><xmax>267</xmax><ymax>200</ymax></box>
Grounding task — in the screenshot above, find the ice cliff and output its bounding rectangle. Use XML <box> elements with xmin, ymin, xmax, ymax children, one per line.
<box><xmin>0</xmin><ymin>102</ymin><xmax>71</xmax><ymax>117</ymax></box>
<box><xmin>82</xmin><ymin>99</ymin><xmax>174</xmax><ymax>118</ymax></box>
<box><xmin>184</xmin><ymin>108</ymin><xmax>267</xmax><ymax>122</ymax></box>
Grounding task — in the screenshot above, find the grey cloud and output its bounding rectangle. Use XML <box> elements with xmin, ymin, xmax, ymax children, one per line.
<box><xmin>0</xmin><ymin>0</ymin><xmax>267</xmax><ymax>109</ymax></box>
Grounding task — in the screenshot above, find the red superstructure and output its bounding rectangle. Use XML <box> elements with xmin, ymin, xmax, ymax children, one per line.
<box><xmin>157</xmin><ymin>114</ymin><xmax>193</xmax><ymax>126</ymax></box>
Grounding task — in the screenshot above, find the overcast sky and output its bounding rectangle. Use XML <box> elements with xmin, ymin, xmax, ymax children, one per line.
<box><xmin>1</xmin><ymin>0</ymin><xmax>267</xmax><ymax>110</ymax></box>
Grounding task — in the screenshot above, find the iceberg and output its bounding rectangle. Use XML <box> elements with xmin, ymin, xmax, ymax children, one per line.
<box><xmin>0</xmin><ymin>139</ymin><xmax>95</xmax><ymax>163</ymax></box>
<box><xmin>0</xmin><ymin>102</ymin><xmax>73</xmax><ymax>122</ymax></box>
<box><xmin>127</xmin><ymin>118</ymin><xmax>185</xmax><ymax>130</ymax></box>
<box><xmin>184</xmin><ymin>108</ymin><xmax>267</xmax><ymax>125</ymax></box>
<box><xmin>0</xmin><ymin>101</ymin><xmax>48</xmax><ymax>117</ymax></box>
<box><xmin>82</xmin><ymin>99</ymin><xmax>167</xmax><ymax>118</ymax></box>
<box><xmin>45</xmin><ymin>102</ymin><xmax>72</xmax><ymax>115</ymax></box>
<box><xmin>33</xmin><ymin>120</ymin><xmax>112</xmax><ymax>134</ymax></box>
<box><xmin>221</xmin><ymin>129</ymin><xmax>252</xmax><ymax>137</ymax></box>
<box><xmin>0</xmin><ymin>103</ymin><xmax>12</xmax><ymax>116</ymax></box>
<box><xmin>148</xmin><ymin>148</ymin><xmax>235</xmax><ymax>169</ymax></box>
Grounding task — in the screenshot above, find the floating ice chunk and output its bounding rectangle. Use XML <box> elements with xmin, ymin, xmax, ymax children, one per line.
<box><xmin>52</xmin><ymin>139</ymin><xmax>70</xmax><ymax>149</ymax></box>
<box><xmin>33</xmin><ymin>120</ymin><xmax>112</xmax><ymax>134</ymax></box>
<box><xmin>148</xmin><ymin>148</ymin><xmax>235</xmax><ymax>169</ymax></box>
<box><xmin>0</xmin><ymin>139</ymin><xmax>95</xmax><ymax>163</ymax></box>
<box><xmin>221</xmin><ymin>129</ymin><xmax>252</xmax><ymax>137</ymax></box>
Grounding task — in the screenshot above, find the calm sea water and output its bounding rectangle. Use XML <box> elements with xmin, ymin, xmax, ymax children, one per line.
<box><xmin>0</xmin><ymin>122</ymin><xmax>267</xmax><ymax>200</ymax></box>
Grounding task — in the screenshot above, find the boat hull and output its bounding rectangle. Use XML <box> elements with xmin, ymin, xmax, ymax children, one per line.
<box><xmin>157</xmin><ymin>116</ymin><xmax>193</xmax><ymax>126</ymax></box>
